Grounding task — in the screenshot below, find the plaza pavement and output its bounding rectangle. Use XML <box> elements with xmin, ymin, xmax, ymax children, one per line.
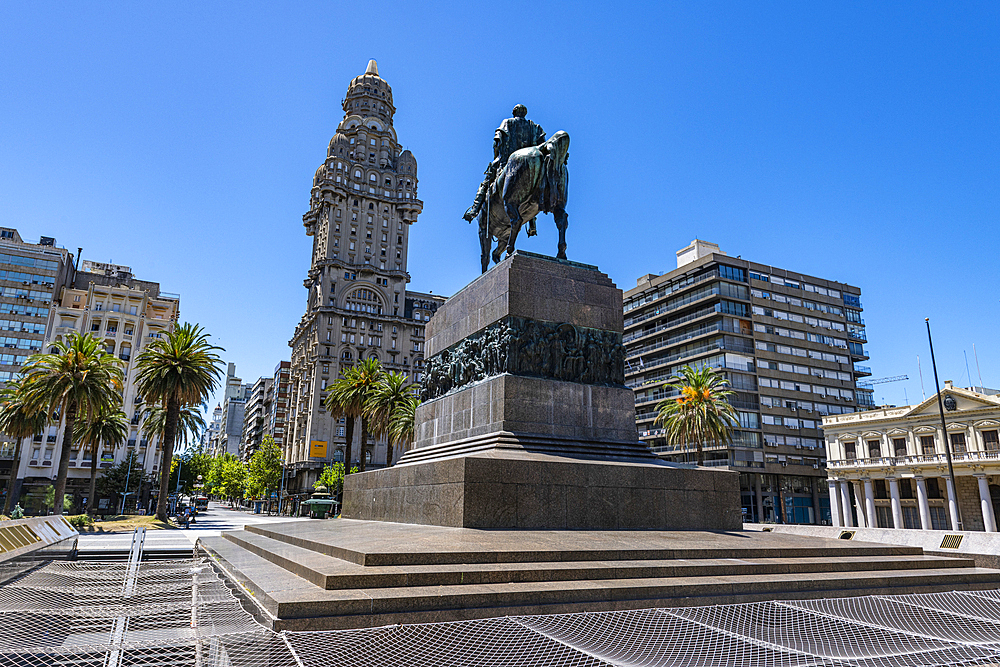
<box><xmin>76</xmin><ymin>501</ymin><xmax>310</xmax><ymax>557</ymax></box>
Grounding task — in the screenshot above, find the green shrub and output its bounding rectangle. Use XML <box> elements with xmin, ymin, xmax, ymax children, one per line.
<box><xmin>66</xmin><ymin>514</ymin><xmax>93</xmax><ymax>529</ymax></box>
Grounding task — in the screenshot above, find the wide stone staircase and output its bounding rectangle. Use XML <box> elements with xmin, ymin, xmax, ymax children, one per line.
<box><xmin>199</xmin><ymin>519</ymin><xmax>1000</xmax><ymax>631</ymax></box>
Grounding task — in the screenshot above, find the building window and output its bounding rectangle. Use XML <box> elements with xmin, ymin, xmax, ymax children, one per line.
<box><xmin>867</xmin><ymin>440</ymin><xmax>881</xmax><ymax>459</ymax></box>
<box><xmin>892</xmin><ymin>438</ymin><xmax>907</xmax><ymax>457</ymax></box>
<box><xmin>843</xmin><ymin>441</ymin><xmax>856</xmax><ymax>460</ymax></box>
<box><xmin>949</xmin><ymin>432</ymin><xmax>967</xmax><ymax>454</ymax></box>
<box><xmin>984</xmin><ymin>430</ymin><xmax>999</xmax><ymax>452</ymax></box>
<box><xmin>920</xmin><ymin>435</ymin><xmax>936</xmax><ymax>456</ymax></box>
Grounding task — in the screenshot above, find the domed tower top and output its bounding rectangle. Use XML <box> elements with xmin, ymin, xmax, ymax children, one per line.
<box><xmin>343</xmin><ymin>59</ymin><xmax>395</xmax><ymax>123</ymax></box>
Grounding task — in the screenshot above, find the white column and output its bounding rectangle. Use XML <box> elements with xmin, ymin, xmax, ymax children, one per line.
<box><xmin>915</xmin><ymin>476</ymin><xmax>931</xmax><ymax>530</ymax></box>
<box><xmin>888</xmin><ymin>477</ymin><xmax>903</xmax><ymax>529</ymax></box>
<box><xmin>944</xmin><ymin>475</ymin><xmax>961</xmax><ymax>531</ymax></box>
<box><xmin>852</xmin><ymin>481</ymin><xmax>867</xmax><ymax>527</ymax></box>
<box><xmin>863</xmin><ymin>478</ymin><xmax>877</xmax><ymax>528</ymax></box>
<box><xmin>828</xmin><ymin>479</ymin><xmax>842</xmax><ymax>527</ymax></box>
<box><xmin>969</xmin><ymin>426</ymin><xmax>981</xmax><ymax>453</ymax></box>
<box><xmin>839</xmin><ymin>480</ymin><xmax>854</xmax><ymax>528</ymax></box>
<box><xmin>976</xmin><ymin>474</ymin><xmax>997</xmax><ymax>532</ymax></box>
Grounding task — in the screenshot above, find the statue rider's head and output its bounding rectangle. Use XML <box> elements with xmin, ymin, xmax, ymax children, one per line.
<box><xmin>512</xmin><ymin>104</ymin><xmax>527</xmax><ymax>118</ymax></box>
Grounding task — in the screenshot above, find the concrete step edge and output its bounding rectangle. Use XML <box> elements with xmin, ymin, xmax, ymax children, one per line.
<box><xmin>240</xmin><ymin>524</ymin><xmax>925</xmax><ymax>567</ymax></box>
<box><xmin>266</xmin><ymin>566</ymin><xmax>1000</xmax><ymax>621</ymax></box>
<box><xmin>221</xmin><ymin>530</ymin><xmax>977</xmax><ymax>591</ymax></box>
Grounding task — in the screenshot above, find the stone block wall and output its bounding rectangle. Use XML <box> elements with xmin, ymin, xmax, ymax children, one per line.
<box><xmin>956</xmin><ymin>476</ymin><xmax>985</xmax><ymax>532</ymax></box>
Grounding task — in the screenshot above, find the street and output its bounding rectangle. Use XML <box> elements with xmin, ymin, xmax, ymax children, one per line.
<box><xmin>76</xmin><ymin>501</ymin><xmax>310</xmax><ymax>556</ymax></box>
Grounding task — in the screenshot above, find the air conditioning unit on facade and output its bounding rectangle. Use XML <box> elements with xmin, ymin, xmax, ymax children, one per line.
<box><xmin>813</xmin><ymin>464</ymin><xmax>820</xmax><ymax>469</ymax></box>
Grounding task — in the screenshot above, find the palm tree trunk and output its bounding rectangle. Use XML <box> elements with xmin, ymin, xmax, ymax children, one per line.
<box><xmin>155</xmin><ymin>397</ymin><xmax>180</xmax><ymax>522</ymax></box>
<box><xmin>343</xmin><ymin>416</ymin><xmax>355</xmax><ymax>474</ymax></box>
<box><xmin>358</xmin><ymin>416</ymin><xmax>368</xmax><ymax>473</ymax></box>
<box><xmin>52</xmin><ymin>400</ymin><xmax>77</xmax><ymax>516</ymax></box>
<box><xmin>88</xmin><ymin>442</ymin><xmax>99</xmax><ymax>515</ymax></box>
<box><xmin>385</xmin><ymin>439</ymin><xmax>394</xmax><ymax>468</ymax></box>
<box><xmin>695</xmin><ymin>425</ymin><xmax>705</xmax><ymax>466</ymax></box>
<box><xmin>4</xmin><ymin>439</ymin><xmax>23</xmax><ymax>515</ymax></box>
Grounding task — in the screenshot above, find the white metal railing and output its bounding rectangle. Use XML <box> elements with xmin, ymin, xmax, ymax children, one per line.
<box><xmin>829</xmin><ymin>450</ymin><xmax>1000</xmax><ymax>468</ymax></box>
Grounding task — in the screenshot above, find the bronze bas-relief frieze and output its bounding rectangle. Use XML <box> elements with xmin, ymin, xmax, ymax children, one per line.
<box><xmin>421</xmin><ymin>316</ymin><xmax>625</xmax><ymax>401</ymax></box>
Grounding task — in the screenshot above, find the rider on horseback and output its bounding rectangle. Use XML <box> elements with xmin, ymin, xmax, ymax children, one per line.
<box><xmin>463</xmin><ymin>105</ymin><xmax>546</xmax><ymax>235</ymax></box>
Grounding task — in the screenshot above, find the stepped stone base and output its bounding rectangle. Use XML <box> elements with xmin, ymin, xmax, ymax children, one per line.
<box><xmin>199</xmin><ymin>519</ymin><xmax>1000</xmax><ymax>631</ymax></box>
<box><xmin>342</xmin><ymin>450</ymin><xmax>740</xmax><ymax>529</ymax></box>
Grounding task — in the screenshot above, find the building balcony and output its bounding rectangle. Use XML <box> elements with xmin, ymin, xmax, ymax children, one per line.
<box><xmin>853</xmin><ymin>365</ymin><xmax>872</xmax><ymax>377</ymax></box>
<box><xmin>828</xmin><ymin>450</ymin><xmax>1000</xmax><ymax>472</ymax></box>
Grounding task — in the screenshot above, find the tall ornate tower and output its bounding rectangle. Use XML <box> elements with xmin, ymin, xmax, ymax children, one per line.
<box><xmin>287</xmin><ymin>61</ymin><xmax>442</xmax><ymax>493</ymax></box>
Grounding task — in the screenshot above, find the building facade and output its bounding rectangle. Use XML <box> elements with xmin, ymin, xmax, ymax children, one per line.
<box><xmin>241</xmin><ymin>361</ymin><xmax>292</xmax><ymax>462</ymax></box>
<box><xmin>823</xmin><ymin>381</ymin><xmax>1000</xmax><ymax>532</ymax></box>
<box><xmin>13</xmin><ymin>262</ymin><xmax>179</xmax><ymax>511</ymax></box>
<box><xmin>212</xmin><ymin>363</ymin><xmax>250</xmax><ymax>458</ymax></box>
<box><xmin>0</xmin><ymin>229</ymin><xmax>76</xmax><ymax>507</ymax></box>
<box><xmin>269</xmin><ymin>361</ymin><xmax>290</xmax><ymax>452</ymax></box>
<box><xmin>623</xmin><ymin>240</ymin><xmax>871</xmax><ymax>525</ymax></box>
<box><xmin>286</xmin><ymin>60</ymin><xmax>444</xmax><ymax>494</ymax></box>
<box><xmin>241</xmin><ymin>375</ymin><xmax>273</xmax><ymax>461</ymax></box>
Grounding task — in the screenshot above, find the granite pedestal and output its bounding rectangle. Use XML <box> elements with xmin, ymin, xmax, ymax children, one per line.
<box><xmin>343</xmin><ymin>252</ymin><xmax>740</xmax><ymax>530</ymax></box>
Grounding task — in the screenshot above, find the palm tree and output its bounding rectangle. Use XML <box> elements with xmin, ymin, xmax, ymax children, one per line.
<box><xmin>74</xmin><ymin>407</ymin><xmax>128</xmax><ymax>515</ymax></box>
<box><xmin>653</xmin><ymin>365</ymin><xmax>738</xmax><ymax>466</ymax></box>
<box><xmin>20</xmin><ymin>333</ymin><xmax>124</xmax><ymax>515</ymax></box>
<box><xmin>141</xmin><ymin>403</ymin><xmax>206</xmax><ymax>450</ymax></box>
<box><xmin>387</xmin><ymin>391</ymin><xmax>420</xmax><ymax>458</ymax></box>
<box><xmin>325</xmin><ymin>357</ymin><xmax>383</xmax><ymax>472</ymax></box>
<box><xmin>364</xmin><ymin>371</ymin><xmax>415</xmax><ymax>466</ymax></box>
<box><xmin>0</xmin><ymin>378</ymin><xmax>48</xmax><ymax>514</ymax></box>
<box><xmin>134</xmin><ymin>323</ymin><xmax>224</xmax><ymax>522</ymax></box>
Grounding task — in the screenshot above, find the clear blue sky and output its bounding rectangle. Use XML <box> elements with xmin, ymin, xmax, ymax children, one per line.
<box><xmin>1</xmin><ymin>2</ymin><xmax>997</xmax><ymax>410</ymax></box>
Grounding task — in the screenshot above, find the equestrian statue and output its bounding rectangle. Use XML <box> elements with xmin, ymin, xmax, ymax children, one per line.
<box><xmin>464</xmin><ymin>105</ymin><xmax>570</xmax><ymax>273</ymax></box>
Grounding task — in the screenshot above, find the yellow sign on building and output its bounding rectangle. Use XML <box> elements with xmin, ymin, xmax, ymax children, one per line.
<box><xmin>310</xmin><ymin>440</ymin><xmax>328</xmax><ymax>458</ymax></box>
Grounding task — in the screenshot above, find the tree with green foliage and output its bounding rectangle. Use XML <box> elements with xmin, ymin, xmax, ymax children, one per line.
<box><xmin>74</xmin><ymin>407</ymin><xmax>128</xmax><ymax>515</ymax></box>
<box><xmin>97</xmin><ymin>450</ymin><xmax>146</xmax><ymax>513</ymax></box>
<box><xmin>313</xmin><ymin>461</ymin><xmax>359</xmax><ymax>500</ymax></box>
<box><xmin>43</xmin><ymin>484</ymin><xmax>74</xmax><ymax>514</ymax></box>
<box><xmin>20</xmin><ymin>333</ymin><xmax>125</xmax><ymax>515</ymax></box>
<box><xmin>142</xmin><ymin>403</ymin><xmax>206</xmax><ymax>450</ymax></box>
<box><xmin>364</xmin><ymin>371</ymin><xmax>417</xmax><ymax>466</ymax></box>
<box><xmin>325</xmin><ymin>357</ymin><xmax>383</xmax><ymax>472</ymax></box>
<box><xmin>134</xmin><ymin>323</ymin><xmax>224</xmax><ymax>522</ymax></box>
<box><xmin>208</xmin><ymin>452</ymin><xmax>246</xmax><ymax>505</ymax></box>
<box><xmin>169</xmin><ymin>447</ymin><xmax>213</xmax><ymax>497</ymax></box>
<box><xmin>654</xmin><ymin>365</ymin><xmax>738</xmax><ymax>466</ymax></box>
<box><xmin>0</xmin><ymin>378</ymin><xmax>48</xmax><ymax>514</ymax></box>
<box><xmin>246</xmin><ymin>435</ymin><xmax>282</xmax><ymax>501</ymax></box>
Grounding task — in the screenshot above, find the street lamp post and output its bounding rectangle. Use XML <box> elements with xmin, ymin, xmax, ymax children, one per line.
<box><xmin>925</xmin><ymin>318</ymin><xmax>963</xmax><ymax>531</ymax></box>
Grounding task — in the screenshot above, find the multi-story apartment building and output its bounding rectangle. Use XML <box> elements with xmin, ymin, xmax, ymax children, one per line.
<box><xmin>269</xmin><ymin>361</ymin><xmax>290</xmax><ymax>451</ymax></box>
<box><xmin>0</xmin><ymin>229</ymin><xmax>75</xmax><ymax>507</ymax></box>
<box><xmin>823</xmin><ymin>381</ymin><xmax>1000</xmax><ymax>533</ymax></box>
<box><xmin>12</xmin><ymin>261</ymin><xmax>179</xmax><ymax>511</ymax></box>
<box><xmin>286</xmin><ymin>60</ymin><xmax>444</xmax><ymax>494</ymax></box>
<box><xmin>623</xmin><ymin>240</ymin><xmax>871</xmax><ymax>525</ymax></box>
<box><xmin>241</xmin><ymin>376</ymin><xmax>273</xmax><ymax>461</ymax></box>
<box><xmin>241</xmin><ymin>361</ymin><xmax>292</xmax><ymax>462</ymax></box>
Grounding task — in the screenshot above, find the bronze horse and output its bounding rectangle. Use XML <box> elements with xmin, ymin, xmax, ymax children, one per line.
<box><xmin>477</xmin><ymin>131</ymin><xmax>570</xmax><ymax>273</ymax></box>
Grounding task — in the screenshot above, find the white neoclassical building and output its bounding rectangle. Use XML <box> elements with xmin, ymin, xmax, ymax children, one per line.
<box><xmin>822</xmin><ymin>382</ymin><xmax>1000</xmax><ymax>533</ymax></box>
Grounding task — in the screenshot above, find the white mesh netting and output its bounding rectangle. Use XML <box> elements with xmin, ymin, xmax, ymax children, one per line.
<box><xmin>2</xmin><ymin>557</ymin><xmax>1000</xmax><ymax>666</ymax></box>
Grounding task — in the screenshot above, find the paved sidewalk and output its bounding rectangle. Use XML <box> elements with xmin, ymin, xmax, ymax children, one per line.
<box><xmin>77</xmin><ymin>502</ymin><xmax>310</xmax><ymax>554</ymax></box>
